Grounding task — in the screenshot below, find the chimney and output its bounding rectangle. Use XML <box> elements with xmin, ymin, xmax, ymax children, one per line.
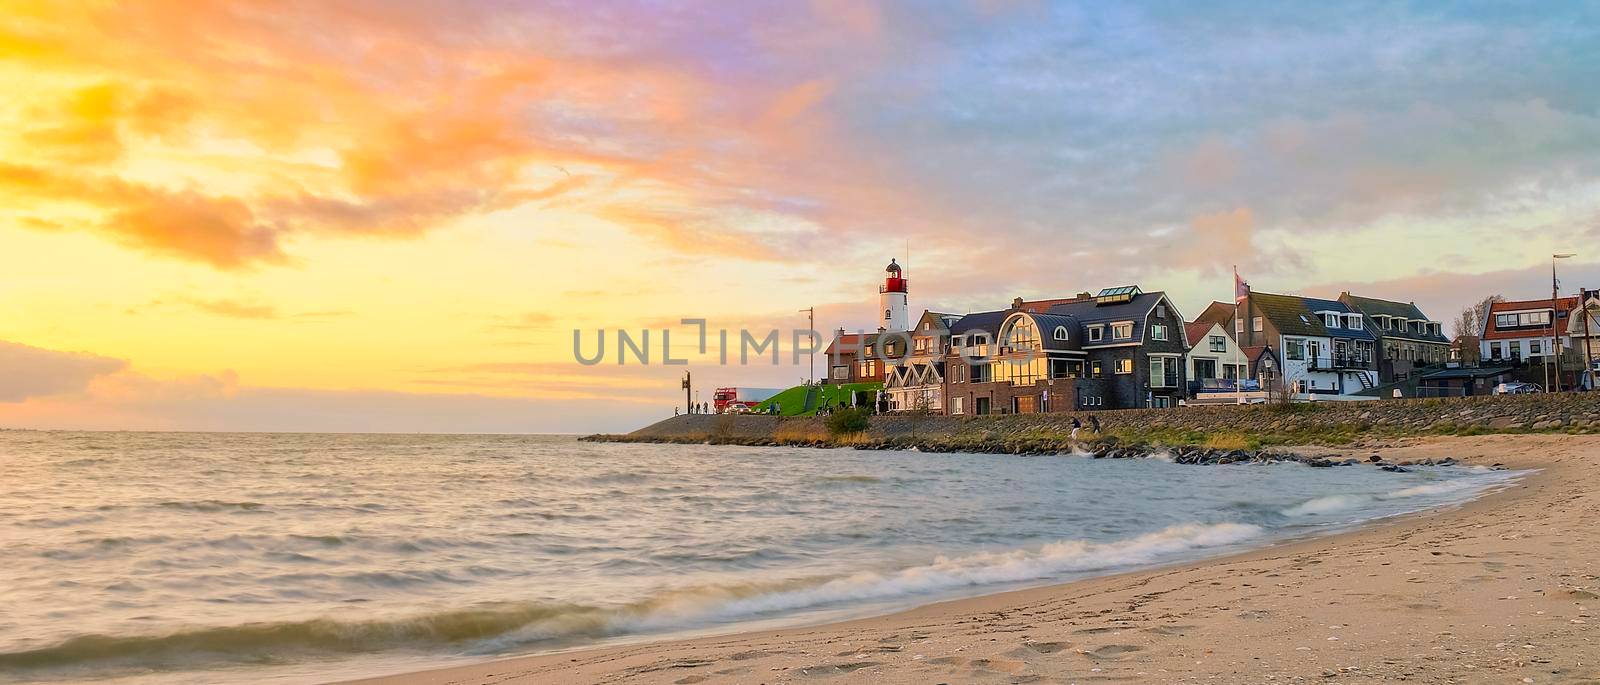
<box><xmin>1078</xmin><ymin>292</ymin><xmax>1092</xmax><ymax>299</ymax></box>
<box><xmin>1011</xmin><ymin>297</ymin><xmax>1025</xmax><ymax>310</ymax></box>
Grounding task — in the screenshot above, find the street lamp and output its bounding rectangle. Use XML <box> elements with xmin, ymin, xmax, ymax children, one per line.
<box><xmin>1550</xmin><ymin>253</ymin><xmax>1575</xmax><ymax>392</ymax></box>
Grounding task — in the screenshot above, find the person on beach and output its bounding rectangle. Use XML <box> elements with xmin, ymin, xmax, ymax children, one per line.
<box><xmin>1070</xmin><ymin>416</ymin><xmax>1082</xmax><ymax>440</ymax></box>
<box><xmin>1089</xmin><ymin>415</ymin><xmax>1101</xmax><ymax>434</ymax></box>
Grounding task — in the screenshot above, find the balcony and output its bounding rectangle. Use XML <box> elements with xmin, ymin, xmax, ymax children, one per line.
<box><xmin>1306</xmin><ymin>354</ymin><xmax>1372</xmax><ymax>371</ymax></box>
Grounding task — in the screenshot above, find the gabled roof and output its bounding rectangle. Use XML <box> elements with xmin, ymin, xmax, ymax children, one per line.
<box><xmin>1184</xmin><ymin>321</ymin><xmax>1214</xmax><ymax>350</ymax></box>
<box><xmin>1483</xmin><ymin>296</ymin><xmax>1581</xmax><ymax>341</ymax></box>
<box><xmin>1341</xmin><ymin>293</ymin><xmax>1449</xmax><ymax>344</ymax></box>
<box><xmin>1242</xmin><ymin>345</ymin><xmax>1274</xmax><ymax>363</ymax></box>
<box><xmin>1250</xmin><ymin>292</ymin><xmax>1375</xmax><ymax>341</ymax></box>
<box><xmin>823</xmin><ymin>332</ymin><xmax>880</xmax><ymax>356</ymax></box>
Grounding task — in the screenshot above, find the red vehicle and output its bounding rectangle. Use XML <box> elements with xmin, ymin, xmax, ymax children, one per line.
<box><xmin>713</xmin><ymin>387</ymin><xmax>783</xmax><ymax>413</ymax></box>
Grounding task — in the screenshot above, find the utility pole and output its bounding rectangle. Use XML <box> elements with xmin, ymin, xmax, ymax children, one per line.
<box><xmin>1551</xmin><ymin>253</ymin><xmax>1575</xmax><ymax>392</ymax></box>
<box><xmin>799</xmin><ymin>306</ymin><xmax>815</xmax><ymax>386</ymax></box>
<box><xmin>1582</xmin><ymin>287</ymin><xmax>1596</xmax><ymax>390</ymax></box>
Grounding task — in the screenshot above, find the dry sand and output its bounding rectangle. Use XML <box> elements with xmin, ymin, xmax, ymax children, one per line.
<box><xmin>352</xmin><ymin>434</ymin><xmax>1600</xmax><ymax>684</ymax></box>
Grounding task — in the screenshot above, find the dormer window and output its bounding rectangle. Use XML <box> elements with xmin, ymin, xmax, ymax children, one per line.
<box><xmin>1053</xmin><ymin>326</ymin><xmax>1069</xmax><ymax>341</ymax></box>
<box><xmin>1088</xmin><ymin>326</ymin><xmax>1104</xmax><ymax>342</ymax></box>
<box><xmin>1346</xmin><ymin>314</ymin><xmax>1362</xmax><ymax>329</ymax></box>
<box><xmin>1323</xmin><ymin>313</ymin><xmax>1339</xmax><ymax>328</ymax></box>
<box><xmin>1111</xmin><ymin>322</ymin><xmax>1134</xmax><ymax>339</ymax></box>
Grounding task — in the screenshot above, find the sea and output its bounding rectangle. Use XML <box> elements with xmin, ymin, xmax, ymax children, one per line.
<box><xmin>0</xmin><ymin>431</ymin><xmax>1522</xmax><ymax>684</ymax></box>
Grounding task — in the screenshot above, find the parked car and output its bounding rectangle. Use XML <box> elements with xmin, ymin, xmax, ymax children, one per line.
<box><xmin>1494</xmin><ymin>382</ymin><xmax>1542</xmax><ymax>395</ymax></box>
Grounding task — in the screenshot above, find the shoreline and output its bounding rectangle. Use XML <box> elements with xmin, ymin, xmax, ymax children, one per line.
<box><xmin>350</xmin><ymin>433</ymin><xmax>1599</xmax><ymax>684</ymax></box>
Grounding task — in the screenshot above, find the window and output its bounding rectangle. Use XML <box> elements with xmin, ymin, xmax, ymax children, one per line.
<box><xmin>951</xmin><ymin>396</ymin><xmax>964</xmax><ymax>415</ymax></box>
<box><xmin>1209</xmin><ymin>335</ymin><xmax>1226</xmax><ymax>352</ymax></box>
<box><xmin>1051</xmin><ymin>359</ymin><xmax>1082</xmax><ymax>379</ymax></box>
<box><xmin>1285</xmin><ymin>339</ymin><xmax>1305</xmax><ymax>361</ymax></box>
<box><xmin>1490</xmin><ymin>342</ymin><xmax>1502</xmax><ymax>359</ymax></box>
<box><xmin>1150</xmin><ymin>357</ymin><xmax>1177</xmax><ymax>387</ymax></box>
<box><xmin>1114</xmin><ymin>358</ymin><xmax>1133</xmax><ymax>374</ymax></box>
<box><xmin>1346</xmin><ymin>314</ymin><xmax>1362</xmax><ymax>329</ymax></box>
<box><xmin>1235</xmin><ymin>318</ymin><xmax>1244</xmax><ymax>335</ymax></box>
<box><xmin>1194</xmin><ymin>358</ymin><xmax>1217</xmax><ymax>379</ymax></box>
<box><xmin>1090</xmin><ymin>360</ymin><xmax>1103</xmax><ymax>378</ymax></box>
<box><xmin>884</xmin><ymin>309</ymin><xmax>891</xmax><ymax>320</ymax></box>
<box><xmin>1053</xmin><ymin>326</ymin><xmax>1069</xmax><ymax>341</ymax></box>
<box><xmin>1531</xmin><ymin>340</ymin><xmax>1543</xmax><ymax>355</ymax></box>
<box><xmin>1323</xmin><ymin>313</ymin><xmax>1339</xmax><ymax>328</ymax></box>
<box><xmin>970</xmin><ymin>363</ymin><xmax>991</xmax><ymax>383</ymax></box>
<box><xmin>1252</xmin><ymin>316</ymin><xmax>1264</xmax><ymax>332</ymax></box>
<box><xmin>1112</xmin><ymin>322</ymin><xmax>1133</xmax><ymax>339</ymax></box>
<box><xmin>864</xmin><ymin>344</ymin><xmax>874</xmax><ymax>356</ymax></box>
<box><xmin>1153</xmin><ymin>396</ymin><xmax>1170</xmax><ymax>409</ymax></box>
<box><xmin>1151</xmin><ymin>323</ymin><xmax>1167</xmax><ymax>341</ymax></box>
<box><xmin>1155</xmin><ymin>304</ymin><xmax>1166</xmax><ymax>318</ymax></box>
<box><xmin>1088</xmin><ymin>326</ymin><xmax>1104</xmax><ymax>342</ymax></box>
<box><xmin>831</xmin><ymin>366</ymin><xmax>848</xmax><ymax>380</ymax></box>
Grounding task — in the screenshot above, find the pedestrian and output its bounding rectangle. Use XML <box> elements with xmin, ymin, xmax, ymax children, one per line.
<box><xmin>1089</xmin><ymin>414</ymin><xmax>1101</xmax><ymax>434</ymax></box>
<box><xmin>674</xmin><ymin>407</ymin><xmax>680</xmax><ymax>416</ymax></box>
<box><xmin>1070</xmin><ymin>416</ymin><xmax>1082</xmax><ymax>441</ymax></box>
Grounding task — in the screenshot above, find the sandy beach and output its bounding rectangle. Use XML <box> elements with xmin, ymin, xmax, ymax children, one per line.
<box><xmin>353</xmin><ymin>434</ymin><xmax>1599</xmax><ymax>684</ymax></box>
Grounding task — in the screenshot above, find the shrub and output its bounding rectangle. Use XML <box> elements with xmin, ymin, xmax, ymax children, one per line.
<box><xmin>825</xmin><ymin>407</ymin><xmax>871</xmax><ymax>436</ymax></box>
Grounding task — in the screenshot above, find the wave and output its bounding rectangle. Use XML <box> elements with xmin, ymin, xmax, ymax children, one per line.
<box><xmin>814</xmin><ymin>475</ymin><xmax>882</xmax><ymax>484</ymax></box>
<box><xmin>156</xmin><ymin>500</ymin><xmax>266</xmax><ymax>513</ymax></box>
<box><xmin>1281</xmin><ymin>472</ymin><xmax>1515</xmax><ymax>517</ymax></box>
<box><xmin>0</xmin><ymin>522</ymin><xmax>1260</xmax><ymax>674</ymax></box>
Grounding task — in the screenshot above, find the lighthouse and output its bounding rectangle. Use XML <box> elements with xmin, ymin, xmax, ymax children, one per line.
<box><xmin>880</xmin><ymin>258</ymin><xmax>909</xmax><ymax>332</ymax></box>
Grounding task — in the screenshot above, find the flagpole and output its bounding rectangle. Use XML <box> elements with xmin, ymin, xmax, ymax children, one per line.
<box><xmin>1234</xmin><ymin>266</ymin><xmax>1244</xmax><ymax>404</ymax></box>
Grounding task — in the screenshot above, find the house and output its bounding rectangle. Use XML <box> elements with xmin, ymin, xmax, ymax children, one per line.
<box><xmin>1565</xmin><ymin>290</ymin><xmax>1600</xmax><ymax>389</ymax></box>
<box><xmin>1337</xmin><ymin>293</ymin><xmax>1450</xmax><ymax>382</ymax></box>
<box><xmin>1417</xmin><ymin>367</ymin><xmax>1516</xmax><ymax>398</ymax></box>
<box><xmin>941</xmin><ymin>286</ymin><xmax>1188</xmax><ymax>414</ymax></box>
<box><xmin>823</xmin><ymin>329</ymin><xmax>903</xmax><ymax>384</ymax></box>
<box><xmin>883</xmin><ymin>310</ymin><xmax>959</xmax><ymax>412</ymax></box>
<box><xmin>1236</xmin><ymin>290</ymin><xmax>1378</xmax><ymax>397</ymax></box>
<box><xmin>1479</xmin><ymin>296</ymin><xmax>1580</xmax><ymax>365</ymax></box>
<box><xmin>1183</xmin><ymin>320</ymin><xmax>1252</xmax><ymax>394</ymax></box>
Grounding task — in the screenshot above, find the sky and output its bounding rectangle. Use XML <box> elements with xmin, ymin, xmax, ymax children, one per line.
<box><xmin>3</xmin><ymin>1</ymin><xmax>1600</xmax><ymax>433</ymax></box>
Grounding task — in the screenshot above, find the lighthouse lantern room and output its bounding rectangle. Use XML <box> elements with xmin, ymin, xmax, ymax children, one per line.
<box><xmin>879</xmin><ymin>258</ymin><xmax>909</xmax><ymax>332</ymax></box>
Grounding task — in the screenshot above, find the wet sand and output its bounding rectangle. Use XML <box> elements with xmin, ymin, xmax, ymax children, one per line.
<box><xmin>351</xmin><ymin>434</ymin><xmax>1600</xmax><ymax>684</ymax></box>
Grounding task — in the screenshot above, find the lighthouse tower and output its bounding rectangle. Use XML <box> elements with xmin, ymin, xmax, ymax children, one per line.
<box><xmin>880</xmin><ymin>258</ymin><xmax>909</xmax><ymax>332</ymax></box>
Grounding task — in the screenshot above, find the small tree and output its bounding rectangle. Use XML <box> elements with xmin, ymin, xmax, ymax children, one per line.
<box><xmin>825</xmin><ymin>406</ymin><xmax>871</xmax><ymax>436</ymax></box>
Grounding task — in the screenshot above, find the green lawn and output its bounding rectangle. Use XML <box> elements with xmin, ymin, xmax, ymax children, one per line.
<box><xmin>753</xmin><ymin>382</ymin><xmax>882</xmax><ymax>416</ymax></box>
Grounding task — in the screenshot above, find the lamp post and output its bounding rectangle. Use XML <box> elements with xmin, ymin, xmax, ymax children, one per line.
<box><xmin>799</xmin><ymin>307</ymin><xmax>815</xmax><ymax>386</ymax></box>
<box><xmin>1550</xmin><ymin>253</ymin><xmax>1575</xmax><ymax>392</ymax></box>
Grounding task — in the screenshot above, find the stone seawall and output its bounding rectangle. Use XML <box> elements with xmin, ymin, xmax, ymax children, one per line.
<box><xmin>588</xmin><ymin>393</ymin><xmax>1600</xmax><ymax>454</ymax></box>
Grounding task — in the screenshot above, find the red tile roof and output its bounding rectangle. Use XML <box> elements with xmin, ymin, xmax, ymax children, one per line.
<box><xmin>1481</xmin><ymin>296</ymin><xmax>1580</xmax><ymax>341</ymax></box>
<box><xmin>1184</xmin><ymin>321</ymin><xmax>1213</xmax><ymax>349</ymax></box>
<box><xmin>1017</xmin><ymin>295</ymin><xmax>1091</xmax><ymax>313</ymax></box>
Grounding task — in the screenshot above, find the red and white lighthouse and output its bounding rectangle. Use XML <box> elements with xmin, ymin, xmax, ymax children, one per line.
<box><xmin>880</xmin><ymin>258</ymin><xmax>909</xmax><ymax>332</ymax></box>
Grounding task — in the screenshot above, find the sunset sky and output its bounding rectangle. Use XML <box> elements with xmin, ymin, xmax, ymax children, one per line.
<box><xmin>3</xmin><ymin>2</ymin><xmax>1599</xmax><ymax>433</ymax></box>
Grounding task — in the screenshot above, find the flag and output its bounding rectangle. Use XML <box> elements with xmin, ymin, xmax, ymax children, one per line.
<box><xmin>1234</xmin><ymin>268</ymin><xmax>1250</xmax><ymax>301</ymax></box>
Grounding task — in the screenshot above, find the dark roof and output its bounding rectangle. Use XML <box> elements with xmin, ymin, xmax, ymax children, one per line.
<box><xmin>1027</xmin><ymin>312</ymin><xmax>1082</xmax><ymax>351</ymax></box>
<box><xmin>1251</xmin><ymin>292</ymin><xmax>1375</xmax><ymax>341</ymax></box>
<box><xmin>1046</xmin><ymin>291</ymin><xmax>1169</xmax><ymax>344</ymax></box>
<box><xmin>1342</xmin><ymin>294</ymin><xmax>1449</xmax><ymax>344</ymax></box>
<box><xmin>1242</xmin><ymin>345</ymin><xmax>1274</xmax><ymax>363</ymax></box>
<box><xmin>885</xmin><ymin>259</ymin><xmax>901</xmax><ymax>273</ymax></box>
<box><xmin>948</xmin><ymin>310</ymin><xmax>1008</xmax><ymax>337</ymax></box>
<box><xmin>1421</xmin><ymin>366</ymin><xmax>1515</xmax><ymax>380</ymax></box>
